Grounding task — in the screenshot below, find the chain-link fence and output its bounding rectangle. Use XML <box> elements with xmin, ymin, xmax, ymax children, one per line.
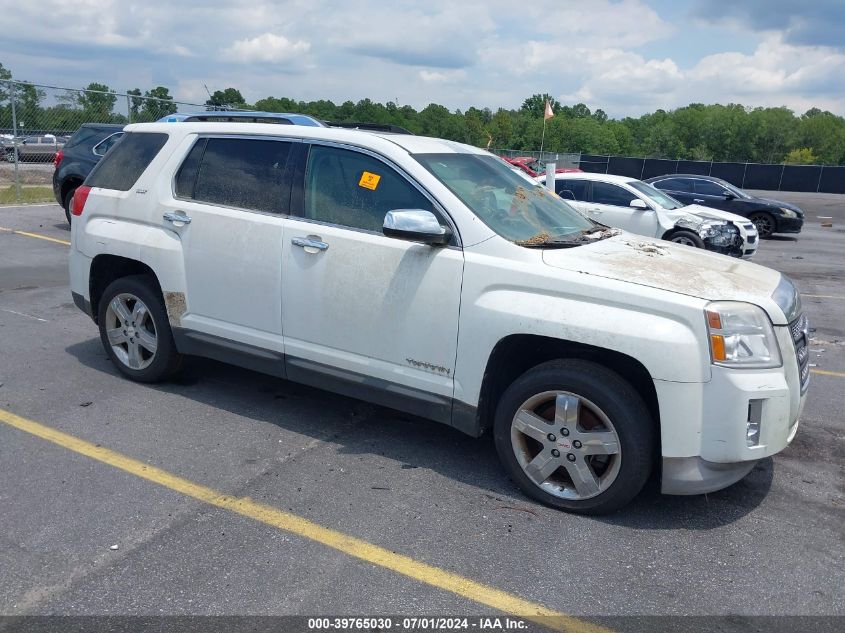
<box><xmin>0</xmin><ymin>80</ymin><xmax>211</xmax><ymax>204</ymax></box>
<box><xmin>492</xmin><ymin>149</ymin><xmax>581</xmax><ymax>170</ymax></box>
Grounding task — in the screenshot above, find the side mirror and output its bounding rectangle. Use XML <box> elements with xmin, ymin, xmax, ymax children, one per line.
<box><xmin>383</xmin><ymin>209</ymin><xmax>452</xmax><ymax>246</ymax></box>
<box><xmin>560</xmin><ymin>190</ymin><xmax>576</xmax><ymax>201</ymax></box>
<box><xmin>722</xmin><ymin>191</ymin><xmax>735</xmax><ymax>200</ymax></box>
<box><xmin>629</xmin><ymin>199</ymin><xmax>649</xmax><ymax>210</ymax></box>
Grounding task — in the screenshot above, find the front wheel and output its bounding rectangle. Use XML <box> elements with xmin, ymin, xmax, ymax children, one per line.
<box><xmin>493</xmin><ymin>360</ymin><xmax>655</xmax><ymax>514</ymax></box>
<box><xmin>749</xmin><ymin>212</ymin><xmax>775</xmax><ymax>238</ymax></box>
<box><xmin>97</xmin><ymin>275</ymin><xmax>182</xmax><ymax>383</ymax></box>
<box><xmin>668</xmin><ymin>230</ymin><xmax>705</xmax><ymax>248</ymax></box>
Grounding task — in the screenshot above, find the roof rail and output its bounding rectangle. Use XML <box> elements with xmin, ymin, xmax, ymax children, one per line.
<box><xmin>326</xmin><ymin>121</ymin><xmax>413</xmax><ymax>135</ymax></box>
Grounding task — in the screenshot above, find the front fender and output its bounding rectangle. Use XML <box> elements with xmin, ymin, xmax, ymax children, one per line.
<box><xmin>454</xmin><ymin>246</ymin><xmax>710</xmax><ymax>408</ymax></box>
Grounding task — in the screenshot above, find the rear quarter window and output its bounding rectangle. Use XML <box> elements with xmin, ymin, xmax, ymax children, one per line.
<box><xmin>85</xmin><ymin>132</ymin><xmax>169</xmax><ymax>191</ymax></box>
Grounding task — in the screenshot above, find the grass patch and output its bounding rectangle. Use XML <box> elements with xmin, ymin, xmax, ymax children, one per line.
<box><xmin>0</xmin><ymin>185</ymin><xmax>55</xmax><ymax>205</ymax></box>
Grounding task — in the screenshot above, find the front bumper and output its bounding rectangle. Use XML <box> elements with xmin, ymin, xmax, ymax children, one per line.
<box><xmin>657</xmin><ymin>325</ymin><xmax>805</xmax><ymax>495</ymax></box>
<box><xmin>776</xmin><ymin>216</ymin><xmax>804</xmax><ymax>234</ymax></box>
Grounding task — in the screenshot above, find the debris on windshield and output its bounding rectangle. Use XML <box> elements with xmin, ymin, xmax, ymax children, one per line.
<box><xmin>515</xmin><ymin>232</ymin><xmax>552</xmax><ymax>246</ymax></box>
<box><xmin>624</xmin><ymin>240</ymin><xmax>669</xmax><ymax>256</ymax></box>
<box><xmin>583</xmin><ymin>228</ymin><xmax>621</xmax><ymax>240</ymax></box>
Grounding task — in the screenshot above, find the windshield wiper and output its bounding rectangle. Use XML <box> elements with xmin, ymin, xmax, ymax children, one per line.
<box><xmin>516</xmin><ymin>227</ymin><xmax>621</xmax><ymax>248</ymax></box>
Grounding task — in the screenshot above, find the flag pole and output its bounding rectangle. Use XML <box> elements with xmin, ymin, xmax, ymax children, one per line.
<box><xmin>540</xmin><ymin>98</ymin><xmax>553</xmax><ymax>157</ymax></box>
<box><xmin>540</xmin><ymin>117</ymin><xmax>547</xmax><ymax>155</ymax></box>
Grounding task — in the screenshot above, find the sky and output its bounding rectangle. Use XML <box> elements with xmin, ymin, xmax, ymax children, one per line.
<box><xmin>1</xmin><ymin>0</ymin><xmax>844</xmax><ymax>118</ymax></box>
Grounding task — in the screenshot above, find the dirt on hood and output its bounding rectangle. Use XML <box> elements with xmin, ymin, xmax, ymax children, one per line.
<box><xmin>543</xmin><ymin>234</ymin><xmax>782</xmax><ymax>305</ymax></box>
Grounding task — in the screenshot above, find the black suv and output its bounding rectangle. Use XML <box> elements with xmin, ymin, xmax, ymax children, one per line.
<box><xmin>644</xmin><ymin>174</ymin><xmax>804</xmax><ymax>238</ymax></box>
<box><xmin>53</xmin><ymin>123</ymin><xmax>124</xmax><ymax>223</ymax></box>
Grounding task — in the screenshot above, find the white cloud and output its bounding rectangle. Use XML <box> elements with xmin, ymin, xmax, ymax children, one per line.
<box><xmin>223</xmin><ymin>33</ymin><xmax>310</xmax><ymax>64</ymax></box>
<box><xmin>419</xmin><ymin>69</ymin><xmax>467</xmax><ymax>84</ymax></box>
<box><xmin>0</xmin><ymin>0</ymin><xmax>843</xmax><ymax>118</ymax></box>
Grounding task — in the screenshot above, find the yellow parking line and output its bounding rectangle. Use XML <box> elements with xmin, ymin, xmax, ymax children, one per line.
<box><xmin>0</xmin><ymin>408</ymin><xmax>606</xmax><ymax>633</ymax></box>
<box><xmin>0</xmin><ymin>226</ymin><xmax>70</xmax><ymax>246</ymax></box>
<box><xmin>811</xmin><ymin>368</ymin><xmax>845</xmax><ymax>378</ymax></box>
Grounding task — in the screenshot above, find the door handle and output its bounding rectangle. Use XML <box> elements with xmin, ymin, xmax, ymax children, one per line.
<box><xmin>693</xmin><ymin>199</ymin><xmax>705</xmax><ymax>203</ymax></box>
<box><xmin>163</xmin><ymin>211</ymin><xmax>191</xmax><ymax>224</ymax></box>
<box><xmin>292</xmin><ymin>236</ymin><xmax>329</xmax><ymax>252</ymax></box>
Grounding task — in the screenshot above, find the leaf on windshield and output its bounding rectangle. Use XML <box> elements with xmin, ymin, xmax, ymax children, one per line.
<box><xmin>515</xmin><ymin>232</ymin><xmax>551</xmax><ymax>246</ymax></box>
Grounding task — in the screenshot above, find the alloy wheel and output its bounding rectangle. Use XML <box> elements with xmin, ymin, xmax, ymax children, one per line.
<box><xmin>510</xmin><ymin>391</ymin><xmax>621</xmax><ymax>500</ymax></box>
<box><xmin>104</xmin><ymin>293</ymin><xmax>158</xmax><ymax>370</ymax></box>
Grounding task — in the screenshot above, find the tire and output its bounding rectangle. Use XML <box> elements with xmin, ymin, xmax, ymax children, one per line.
<box><xmin>63</xmin><ymin>188</ymin><xmax>76</xmax><ymax>225</ymax></box>
<box><xmin>668</xmin><ymin>230</ymin><xmax>705</xmax><ymax>248</ymax></box>
<box><xmin>493</xmin><ymin>359</ymin><xmax>655</xmax><ymax>515</ymax></box>
<box><xmin>97</xmin><ymin>275</ymin><xmax>182</xmax><ymax>383</ymax></box>
<box><xmin>749</xmin><ymin>211</ymin><xmax>775</xmax><ymax>239</ymax></box>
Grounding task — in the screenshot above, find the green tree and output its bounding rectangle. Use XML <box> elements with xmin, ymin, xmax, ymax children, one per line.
<box><xmin>77</xmin><ymin>82</ymin><xmax>117</xmax><ymax>121</ymax></box>
<box><xmin>142</xmin><ymin>86</ymin><xmax>177</xmax><ymax>120</ymax></box>
<box><xmin>253</xmin><ymin>96</ymin><xmax>299</xmax><ymax>113</ymax></box>
<box><xmin>127</xmin><ymin>88</ymin><xmax>144</xmax><ymax>121</ymax></box>
<box><xmin>783</xmin><ymin>147</ymin><xmax>819</xmax><ymax>164</ymax></box>
<box><xmin>797</xmin><ymin>109</ymin><xmax>845</xmax><ymax>164</ymax></box>
<box><xmin>0</xmin><ymin>62</ymin><xmax>11</xmax><ymax>102</ymax></box>
<box><xmin>206</xmin><ymin>87</ymin><xmax>246</xmax><ymax>108</ymax></box>
<box><xmin>520</xmin><ymin>94</ymin><xmax>561</xmax><ymax>119</ymax></box>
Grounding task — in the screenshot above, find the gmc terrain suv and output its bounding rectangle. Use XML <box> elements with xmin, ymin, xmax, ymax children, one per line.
<box><xmin>68</xmin><ymin>123</ymin><xmax>808</xmax><ymax>514</ymax></box>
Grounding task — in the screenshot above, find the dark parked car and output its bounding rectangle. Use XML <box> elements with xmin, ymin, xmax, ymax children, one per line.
<box><xmin>644</xmin><ymin>174</ymin><xmax>803</xmax><ymax>238</ymax></box>
<box><xmin>53</xmin><ymin>123</ymin><xmax>124</xmax><ymax>223</ymax></box>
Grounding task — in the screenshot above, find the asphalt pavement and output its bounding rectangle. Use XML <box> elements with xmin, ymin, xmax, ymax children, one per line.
<box><xmin>0</xmin><ymin>198</ymin><xmax>843</xmax><ymax>631</ymax></box>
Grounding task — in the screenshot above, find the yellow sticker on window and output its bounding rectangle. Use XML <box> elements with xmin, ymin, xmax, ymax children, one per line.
<box><xmin>359</xmin><ymin>171</ymin><xmax>381</xmax><ymax>190</ymax></box>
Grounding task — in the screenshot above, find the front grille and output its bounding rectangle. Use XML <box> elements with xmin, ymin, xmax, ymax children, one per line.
<box><xmin>790</xmin><ymin>313</ymin><xmax>810</xmax><ymax>394</ymax></box>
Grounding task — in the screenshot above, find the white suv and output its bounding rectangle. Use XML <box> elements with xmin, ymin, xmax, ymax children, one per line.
<box><xmin>68</xmin><ymin>123</ymin><xmax>808</xmax><ymax>514</ymax></box>
<box><xmin>539</xmin><ymin>172</ymin><xmax>758</xmax><ymax>258</ymax></box>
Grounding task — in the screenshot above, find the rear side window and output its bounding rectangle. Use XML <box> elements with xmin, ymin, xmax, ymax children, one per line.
<box><xmin>86</xmin><ymin>132</ymin><xmax>168</xmax><ymax>191</ymax></box>
<box><xmin>654</xmin><ymin>178</ymin><xmax>692</xmax><ymax>192</ymax></box>
<box><xmin>92</xmin><ymin>132</ymin><xmax>125</xmax><ymax>157</ymax></box>
<box><xmin>555</xmin><ymin>179</ymin><xmax>588</xmax><ymax>201</ymax></box>
<box><xmin>184</xmin><ymin>137</ymin><xmax>293</xmax><ymax>214</ymax></box>
<box><xmin>693</xmin><ymin>179</ymin><xmax>727</xmax><ymax>196</ymax></box>
<box><xmin>591</xmin><ymin>182</ymin><xmax>637</xmax><ymax>207</ymax></box>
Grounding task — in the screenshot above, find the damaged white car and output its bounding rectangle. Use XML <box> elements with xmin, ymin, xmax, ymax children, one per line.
<box><xmin>69</xmin><ymin>125</ymin><xmax>805</xmax><ymax>514</ymax></box>
<box><xmin>540</xmin><ymin>172</ymin><xmax>758</xmax><ymax>258</ymax></box>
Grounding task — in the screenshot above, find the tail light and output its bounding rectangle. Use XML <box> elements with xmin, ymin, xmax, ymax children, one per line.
<box><xmin>72</xmin><ymin>185</ymin><xmax>91</xmax><ymax>216</ymax></box>
<box><xmin>54</xmin><ymin>149</ymin><xmax>64</xmax><ymax>169</ymax></box>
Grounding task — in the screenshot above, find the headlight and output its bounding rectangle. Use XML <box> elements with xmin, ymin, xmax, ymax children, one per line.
<box><xmin>705</xmin><ymin>301</ymin><xmax>782</xmax><ymax>369</ymax></box>
<box><xmin>779</xmin><ymin>207</ymin><xmax>798</xmax><ymax>218</ymax></box>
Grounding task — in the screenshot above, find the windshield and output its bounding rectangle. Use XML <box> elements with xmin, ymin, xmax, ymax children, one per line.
<box><xmin>719</xmin><ymin>179</ymin><xmax>752</xmax><ymax>199</ymax></box>
<box><xmin>414</xmin><ymin>153</ymin><xmax>596</xmax><ymax>245</ymax></box>
<box><xmin>628</xmin><ymin>180</ymin><xmax>684</xmax><ymax>210</ymax></box>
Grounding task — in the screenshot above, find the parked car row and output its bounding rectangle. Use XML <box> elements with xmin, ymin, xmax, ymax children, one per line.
<box><xmin>538</xmin><ymin>172</ymin><xmax>759</xmax><ymax>258</ymax></box>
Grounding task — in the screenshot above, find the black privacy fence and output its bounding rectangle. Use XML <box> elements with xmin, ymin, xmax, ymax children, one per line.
<box><xmin>579</xmin><ymin>155</ymin><xmax>845</xmax><ymax>194</ymax></box>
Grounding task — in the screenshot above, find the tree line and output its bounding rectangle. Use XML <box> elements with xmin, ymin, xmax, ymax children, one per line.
<box><xmin>2</xmin><ymin>62</ymin><xmax>844</xmax><ymax>165</ymax></box>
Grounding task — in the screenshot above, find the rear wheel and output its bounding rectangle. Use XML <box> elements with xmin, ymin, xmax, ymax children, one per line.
<box><xmin>750</xmin><ymin>211</ymin><xmax>775</xmax><ymax>238</ymax></box>
<box><xmin>63</xmin><ymin>188</ymin><xmax>76</xmax><ymax>225</ymax></box>
<box><xmin>493</xmin><ymin>360</ymin><xmax>654</xmax><ymax>514</ymax></box>
<box><xmin>668</xmin><ymin>230</ymin><xmax>704</xmax><ymax>248</ymax></box>
<box><xmin>97</xmin><ymin>275</ymin><xmax>182</xmax><ymax>383</ymax></box>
